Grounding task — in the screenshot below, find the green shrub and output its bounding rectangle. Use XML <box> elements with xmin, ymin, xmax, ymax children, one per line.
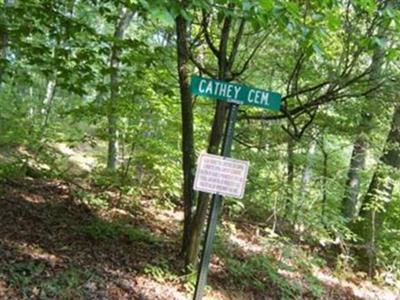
<box><xmin>0</xmin><ymin>161</ymin><xmax>25</xmax><ymax>180</ymax></box>
<box><xmin>81</xmin><ymin>219</ymin><xmax>159</xmax><ymax>244</ymax></box>
<box><xmin>75</xmin><ymin>190</ymin><xmax>110</xmax><ymax>210</ymax></box>
<box><xmin>3</xmin><ymin>261</ymin><xmax>91</xmax><ymax>299</ymax></box>
<box><xmin>6</xmin><ymin>261</ymin><xmax>45</xmax><ymax>296</ymax></box>
<box><xmin>143</xmin><ymin>261</ymin><xmax>178</xmax><ymax>283</ymax></box>
<box><xmin>40</xmin><ymin>267</ymin><xmax>89</xmax><ymax>299</ymax></box>
<box><xmin>226</xmin><ymin>254</ymin><xmax>301</xmax><ymax>299</ymax></box>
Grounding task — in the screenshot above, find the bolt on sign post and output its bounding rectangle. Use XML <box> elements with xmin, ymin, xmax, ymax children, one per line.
<box><xmin>190</xmin><ymin>76</ymin><xmax>281</xmax><ymax>300</ymax></box>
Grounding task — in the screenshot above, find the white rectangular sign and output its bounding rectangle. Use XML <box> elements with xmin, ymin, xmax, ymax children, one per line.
<box><xmin>193</xmin><ymin>153</ymin><xmax>249</xmax><ymax>199</ymax></box>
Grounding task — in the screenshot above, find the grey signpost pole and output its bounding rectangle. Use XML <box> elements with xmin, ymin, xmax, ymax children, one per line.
<box><xmin>193</xmin><ymin>102</ymin><xmax>239</xmax><ymax>300</ymax></box>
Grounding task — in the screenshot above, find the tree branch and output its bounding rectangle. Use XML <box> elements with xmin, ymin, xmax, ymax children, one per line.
<box><xmin>218</xmin><ymin>4</ymin><xmax>233</xmax><ymax>78</ymax></box>
<box><xmin>229</xmin><ymin>34</ymin><xmax>268</xmax><ymax>80</ymax></box>
<box><xmin>242</xmin><ymin>78</ymin><xmax>383</xmax><ymax>122</ymax></box>
<box><xmin>227</xmin><ymin>18</ymin><xmax>245</xmax><ymax>71</ymax></box>
<box><xmin>188</xmin><ymin>49</ymin><xmax>215</xmax><ymax>78</ymax></box>
<box><xmin>201</xmin><ymin>11</ymin><xmax>219</xmax><ymax>58</ymax></box>
<box><xmin>286</xmin><ymin>52</ymin><xmax>306</xmax><ymax>96</ymax></box>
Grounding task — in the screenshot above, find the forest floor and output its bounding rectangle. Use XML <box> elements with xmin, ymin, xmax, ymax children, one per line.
<box><xmin>0</xmin><ymin>176</ymin><xmax>399</xmax><ymax>300</ymax></box>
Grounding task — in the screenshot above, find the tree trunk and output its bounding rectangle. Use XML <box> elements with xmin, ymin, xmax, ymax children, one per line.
<box><xmin>29</xmin><ymin>78</ymin><xmax>57</xmax><ymax>166</ymax></box>
<box><xmin>184</xmin><ymin>86</ymin><xmax>229</xmax><ymax>267</ymax></box>
<box><xmin>321</xmin><ymin>138</ymin><xmax>328</xmax><ymax>218</ymax></box>
<box><xmin>341</xmin><ymin>26</ymin><xmax>385</xmax><ymax>220</ymax></box>
<box><xmin>184</xmin><ymin>10</ymin><xmax>234</xmax><ymax>268</ymax></box>
<box><xmin>107</xmin><ymin>9</ymin><xmax>134</xmax><ymax>171</ymax></box>
<box><xmin>0</xmin><ymin>0</ymin><xmax>13</xmax><ymax>83</ymax></box>
<box><xmin>294</xmin><ymin>140</ymin><xmax>315</xmax><ymax>223</ymax></box>
<box><xmin>284</xmin><ymin>137</ymin><xmax>295</xmax><ymax>218</ymax></box>
<box><xmin>42</xmin><ymin>79</ymin><xmax>57</xmax><ymax>128</ymax></box>
<box><xmin>176</xmin><ymin>11</ymin><xmax>196</xmax><ymax>256</ymax></box>
<box><xmin>0</xmin><ymin>18</ymin><xmax>6</xmax><ymax>83</ymax></box>
<box><xmin>353</xmin><ymin>105</ymin><xmax>400</xmax><ymax>276</ymax></box>
<box><xmin>342</xmin><ymin>130</ymin><xmax>369</xmax><ymax>219</ymax></box>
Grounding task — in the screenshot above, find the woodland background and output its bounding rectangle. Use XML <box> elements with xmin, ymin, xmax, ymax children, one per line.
<box><xmin>0</xmin><ymin>0</ymin><xmax>400</xmax><ymax>299</ymax></box>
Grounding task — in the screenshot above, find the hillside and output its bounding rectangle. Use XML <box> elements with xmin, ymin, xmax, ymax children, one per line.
<box><xmin>0</xmin><ymin>174</ymin><xmax>398</xmax><ymax>299</ymax></box>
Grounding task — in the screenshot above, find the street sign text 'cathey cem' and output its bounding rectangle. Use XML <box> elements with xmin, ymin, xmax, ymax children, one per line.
<box><xmin>190</xmin><ymin>75</ymin><xmax>281</xmax><ymax>111</ymax></box>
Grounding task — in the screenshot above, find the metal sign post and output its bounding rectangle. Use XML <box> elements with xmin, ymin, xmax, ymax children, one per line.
<box><xmin>190</xmin><ymin>75</ymin><xmax>281</xmax><ymax>300</ymax></box>
<box><xmin>193</xmin><ymin>102</ymin><xmax>238</xmax><ymax>300</ymax></box>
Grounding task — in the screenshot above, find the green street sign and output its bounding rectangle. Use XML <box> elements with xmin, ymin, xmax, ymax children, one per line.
<box><xmin>190</xmin><ymin>75</ymin><xmax>281</xmax><ymax>111</ymax></box>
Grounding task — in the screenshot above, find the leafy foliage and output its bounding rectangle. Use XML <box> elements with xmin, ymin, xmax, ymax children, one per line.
<box><xmin>82</xmin><ymin>219</ymin><xmax>160</xmax><ymax>244</ymax></box>
<box><xmin>1</xmin><ymin>0</ymin><xmax>400</xmax><ymax>297</ymax></box>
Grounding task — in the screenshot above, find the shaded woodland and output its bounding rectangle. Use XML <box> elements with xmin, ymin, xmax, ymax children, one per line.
<box><xmin>1</xmin><ymin>0</ymin><xmax>400</xmax><ymax>299</ymax></box>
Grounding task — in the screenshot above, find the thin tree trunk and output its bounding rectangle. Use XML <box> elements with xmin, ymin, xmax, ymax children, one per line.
<box><xmin>42</xmin><ymin>79</ymin><xmax>57</xmax><ymax>128</ymax></box>
<box><xmin>184</xmin><ymin>75</ymin><xmax>229</xmax><ymax>268</ymax></box>
<box><xmin>321</xmin><ymin>139</ymin><xmax>328</xmax><ymax>218</ymax></box>
<box><xmin>176</xmin><ymin>10</ymin><xmax>196</xmax><ymax>257</ymax></box>
<box><xmin>284</xmin><ymin>137</ymin><xmax>295</xmax><ymax>218</ymax></box>
<box><xmin>341</xmin><ymin>25</ymin><xmax>386</xmax><ymax>220</ymax></box>
<box><xmin>0</xmin><ymin>18</ymin><xmax>6</xmax><ymax>83</ymax></box>
<box><xmin>107</xmin><ymin>115</ymin><xmax>119</xmax><ymax>170</ymax></box>
<box><xmin>184</xmin><ymin>9</ymin><xmax>235</xmax><ymax>268</ymax></box>
<box><xmin>107</xmin><ymin>9</ymin><xmax>134</xmax><ymax>171</ymax></box>
<box><xmin>342</xmin><ymin>132</ymin><xmax>369</xmax><ymax>219</ymax></box>
<box><xmin>353</xmin><ymin>105</ymin><xmax>400</xmax><ymax>276</ymax></box>
<box><xmin>294</xmin><ymin>140</ymin><xmax>315</xmax><ymax>223</ymax></box>
<box><xmin>185</xmin><ymin>102</ymin><xmax>231</xmax><ymax>267</ymax></box>
<box><xmin>0</xmin><ymin>0</ymin><xmax>13</xmax><ymax>83</ymax></box>
<box><xmin>28</xmin><ymin>78</ymin><xmax>57</xmax><ymax>169</ymax></box>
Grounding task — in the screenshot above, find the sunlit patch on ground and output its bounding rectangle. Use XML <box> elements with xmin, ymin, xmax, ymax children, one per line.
<box><xmin>53</xmin><ymin>142</ymin><xmax>103</xmax><ymax>175</ymax></box>
<box><xmin>1</xmin><ymin>178</ymin><xmax>399</xmax><ymax>299</ymax></box>
<box><xmin>314</xmin><ymin>270</ymin><xmax>400</xmax><ymax>300</ymax></box>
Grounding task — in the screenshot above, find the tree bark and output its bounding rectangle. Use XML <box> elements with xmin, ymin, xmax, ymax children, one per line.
<box><xmin>42</xmin><ymin>79</ymin><xmax>57</xmax><ymax>128</ymax></box>
<box><xmin>342</xmin><ymin>128</ymin><xmax>369</xmax><ymax>219</ymax></box>
<box><xmin>0</xmin><ymin>18</ymin><xmax>6</xmax><ymax>83</ymax></box>
<box><xmin>294</xmin><ymin>140</ymin><xmax>315</xmax><ymax>223</ymax></box>
<box><xmin>353</xmin><ymin>105</ymin><xmax>400</xmax><ymax>276</ymax></box>
<box><xmin>321</xmin><ymin>138</ymin><xmax>328</xmax><ymax>218</ymax></box>
<box><xmin>184</xmin><ymin>8</ymin><xmax>236</xmax><ymax>268</ymax></box>
<box><xmin>341</xmin><ymin>26</ymin><xmax>385</xmax><ymax>220</ymax></box>
<box><xmin>284</xmin><ymin>137</ymin><xmax>295</xmax><ymax>218</ymax></box>
<box><xmin>0</xmin><ymin>0</ymin><xmax>13</xmax><ymax>83</ymax></box>
<box><xmin>176</xmin><ymin>10</ymin><xmax>196</xmax><ymax>256</ymax></box>
<box><xmin>30</xmin><ymin>78</ymin><xmax>57</xmax><ymax>164</ymax></box>
<box><xmin>107</xmin><ymin>9</ymin><xmax>134</xmax><ymax>171</ymax></box>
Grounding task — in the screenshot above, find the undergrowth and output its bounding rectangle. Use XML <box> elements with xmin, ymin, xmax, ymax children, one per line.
<box><xmin>3</xmin><ymin>260</ymin><xmax>90</xmax><ymax>299</ymax></box>
<box><xmin>81</xmin><ymin>219</ymin><xmax>160</xmax><ymax>244</ymax></box>
<box><xmin>214</xmin><ymin>227</ymin><xmax>326</xmax><ymax>299</ymax></box>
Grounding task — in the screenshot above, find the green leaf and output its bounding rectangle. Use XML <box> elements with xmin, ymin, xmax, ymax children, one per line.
<box><xmin>374</xmin><ymin>37</ymin><xmax>386</xmax><ymax>48</ymax></box>
<box><xmin>260</xmin><ymin>0</ymin><xmax>273</xmax><ymax>11</ymax></box>
<box><xmin>151</xmin><ymin>8</ymin><xmax>175</xmax><ymax>26</ymax></box>
<box><xmin>242</xmin><ymin>1</ymin><xmax>252</xmax><ymax>11</ymax></box>
<box><xmin>312</xmin><ymin>43</ymin><xmax>322</xmax><ymax>59</ymax></box>
<box><xmin>139</xmin><ymin>0</ymin><xmax>149</xmax><ymax>10</ymax></box>
<box><xmin>286</xmin><ymin>2</ymin><xmax>299</xmax><ymax>16</ymax></box>
<box><xmin>326</xmin><ymin>12</ymin><xmax>341</xmax><ymax>31</ymax></box>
